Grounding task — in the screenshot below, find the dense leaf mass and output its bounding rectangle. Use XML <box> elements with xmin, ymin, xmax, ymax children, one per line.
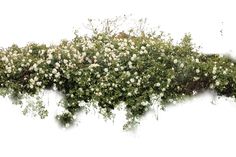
<box><xmin>1</xmin><ymin>27</ymin><xmax>236</xmax><ymax>129</ymax></box>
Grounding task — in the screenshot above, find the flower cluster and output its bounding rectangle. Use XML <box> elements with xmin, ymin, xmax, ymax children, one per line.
<box><xmin>0</xmin><ymin>20</ymin><xmax>236</xmax><ymax>130</ymax></box>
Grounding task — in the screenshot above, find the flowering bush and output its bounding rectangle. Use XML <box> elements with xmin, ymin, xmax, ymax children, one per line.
<box><xmin>1</xmin><ymin>18</ymin><xmax>236</xmax><ymax>130</ymax></box>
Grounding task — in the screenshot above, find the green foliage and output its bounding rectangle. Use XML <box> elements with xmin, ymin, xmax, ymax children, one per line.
<box><xmin>0</xmin><ymin>18</ymin><xmax>236</xmax><ymax>130</ymax></box>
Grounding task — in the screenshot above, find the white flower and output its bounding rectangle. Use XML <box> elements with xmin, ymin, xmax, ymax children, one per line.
<box><xmin>37</xmin><ymin>60</ymin><xmax>43</xmax><ymax>65</ymax></box>
<box><xmin>98</xmin><ymin>36</ymin><xmax>103</xmax><ymax>40</ymax></box>
<box><xmin>105</xmin><ymin>47</ymin><xmax>110</xmax><ymax>53</ymax></box>
<box><xmin>139</xmin><ymin>51</ymin><xmax>144</xmax><ymax>55</ymax></box>
<box><xmin>36</xmin><ymin>82</ymin><xmax>42</xmax><ymax>86</ymax></box>
<box><xmin>6</xmin><ymin>66</ymin><xmax>12</xmax><ymax>73</ymax></box>
<box><xmin>53</xmin><ymin>85</ymin><xmax>57</xmax><ymax>91</ymax></box>
<box><xmin>46</xmin><ymin>60</ymin><xmax>51</xmax><ymax>64</ymax></box>
<box><xmin>192</xmin><ymin>90</ymin><xmax>197</xmax><ymax>95</ymax></box>
<box><xmin>127</xmin><ymin>92</ymin><xmax>132</xmax><ymax>96</ymax></box>
<box><xmin>195</xmin><ymin>58</ymin><xmax>199</xmax><ymax>63</ymax></box>
<box><xmin>55</xmin><ymin>62</ymin><xmax>60</xmax><ymax>68</ymax></box>
<box><xmin>1</xmin><ymin>56</ymin><xmax>8</xmax><ymax>62</ymax></box>
<box><xmin>63</xmin><ymin>59</ymin><xmax>68</xmax><ymax>64</ymax></box>
<box><xmin>131</xmin><ymin>54</ymin><xmax>137</xmax><ymax>61</ymax></box>
<box><xmin>159</xmin><ymin>93</ymin><xmax>164</xmax><ymax>97</ymax></box>
<box><xmin>32</xmin><ymin>63</ymin><xmax>38</xmax><ymax>71</ymax></box>
<box><xmin>104</xmin><ymin>68</ymin><xmax>108</xmax><ymax>73</ymax></box>
<box><xmin>212</xmin><ymin>66</ymin><xmax>217</xmax><ymax>74</ymax></box>
<box><xmin>210</xmin><ymin>84</ymin><xmax>214</xmax><ymax>89</ymax></box>
<box><xmin>141</xmin><ymin>101</ymin><xmax>149</xmax><ymax>106</ymax></box>
<box><xmin>137</xmin><ymin>81</ymin><xmax>141</xmax><ymax>86</ymax></box>
<box><xmin>55</xmin><ymin>72</ymin><xmax>60</xmax><ymax>78</ymax></box>
<box><xmin>29</xmin><ymin>78</ymin><xmax>35</xmax><ymax>84</ymax></box>
<box><xmin>155</xmin><ymin>82</ymin><xmax>161</xmax><ymax>87</ymax></box>
<box><xmin>114</xmin><ymin>68</ymin><xmax>119</xmax><ymax>71</ymax></box>
<box><xmin>34</xmin><ymin>76</ymin><xmax>38</xmax><ymax>81</ymax></box>
<box><xmin>173</xmin><ymin>59</ymin><xmax>178</xmax><ymax>64</ymax></box>
<box><xmin>126</xmin><ymin>71</ymin><xmax>131</xmax><ymax>76</ymax></box>
<box><xmin>180</xmin><ymin>63</ymin><xmax>184</xmax><ymax>68</ymax></box>
<box><xmin>130</xmin><ymin>78</ymin><xmax>135</xmax><ymax>83</ymax></box>
<box><xmin>128</xmin><ymin>61</ymin><xmax>132</xmax><ymax>66</ymax></box>
<box><xmin>52</xmin><ymin>68</ymin><xmax>57</xmax><ymax>74</ymax></box>
<box><xmin>215</xmin><ymin>80</ymin><xmax>220</xmax><ymax>86</ymax></box>
<box><xmin>194</xmin><ymin>77</ymin><xmax>200</xmax><ymax>80</ymax></box>
<box><xmin>141</xmin><ymin>46</ymin><xmax>146</xmax><ymax>50</ymax></box>
<box><xmin>89</xmin><ymin>64</ymin><xmax>100</xmax><ymax>68</ymax></box>
<box><xmin>196</xmin><ymin>69</ymin><xmax>200</xmax><ymax>73</ymax></box>
<box><xmin>167</xmin><ymin>78</ymin><xmax>171</xmax><ymax>83</ymax></box>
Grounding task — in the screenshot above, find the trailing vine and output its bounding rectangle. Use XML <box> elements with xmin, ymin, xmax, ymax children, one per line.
<box><xmin>0</xmin><ymin>18</ymin><xmax>236</xmax><ymax>130</ymax></box>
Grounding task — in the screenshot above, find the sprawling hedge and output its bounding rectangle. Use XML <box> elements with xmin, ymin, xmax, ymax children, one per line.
<box><xmin>1</xmin><ymin>20</ymin><xmax>236</xmax><ymax>129</ymax></box>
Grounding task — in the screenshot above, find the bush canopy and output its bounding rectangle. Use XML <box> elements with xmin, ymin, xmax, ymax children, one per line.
<box><xmin>0</xmin><ymin>18</ymin><xmax>236</xmax><ymax>130</ymax></box>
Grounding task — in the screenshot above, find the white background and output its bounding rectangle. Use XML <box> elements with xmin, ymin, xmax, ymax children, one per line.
<box><xmin>1</xmin><ymin>0</ymin><xmax>236</xmax><ymax>157</ymax></box>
